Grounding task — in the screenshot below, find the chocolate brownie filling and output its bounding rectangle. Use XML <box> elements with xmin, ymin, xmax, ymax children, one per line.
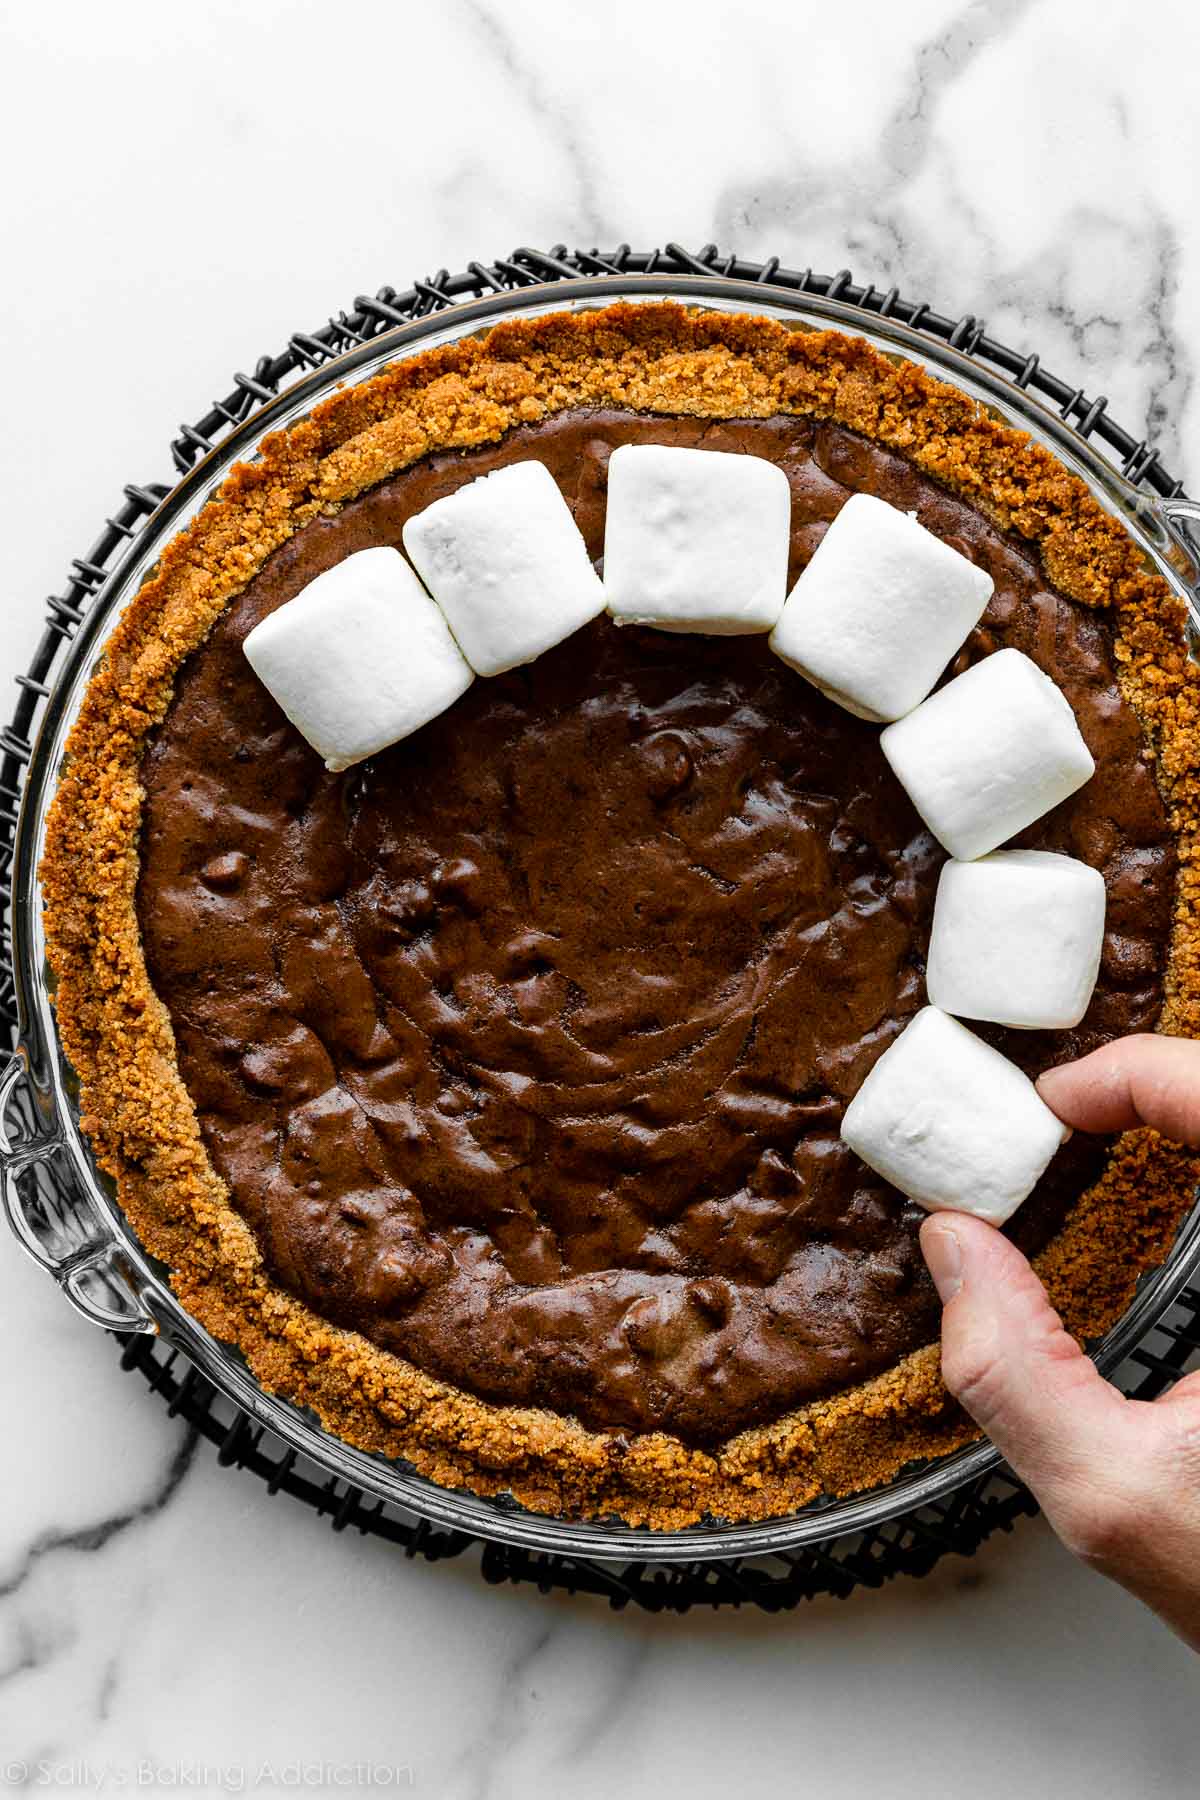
<box><xmin>136</xmin><ymin>409</ymin><xmax>1175</xmax><ymax>1445</ymax></box>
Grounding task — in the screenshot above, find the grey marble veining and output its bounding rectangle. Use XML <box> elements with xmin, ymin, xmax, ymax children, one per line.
<box><xmin>2</xmin><ymin>0</ymin><xmax>1199</xmax><ymax>1793</ymax></box>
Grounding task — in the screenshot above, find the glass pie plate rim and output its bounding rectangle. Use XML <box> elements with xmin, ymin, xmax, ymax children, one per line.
<box><xmin>6</xmin><ymin>272</ymin><xmax>1200</xmax><ymax>1562</ymax></box>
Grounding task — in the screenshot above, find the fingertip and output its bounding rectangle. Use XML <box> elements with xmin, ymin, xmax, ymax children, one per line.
<box><xmin>1034</xmin><ymin>1060</ymin><xmax>1073</xmax><ymax>1107</ymax></box>
<box><xmin>1035</xmin><ymin>1035</ymin><xmax>1200</xmax><ymax>1143</ymax></box>
<box><xmin>921</xmin><ymin>1210</ymin><xmax>1017</xmax><ymax>1302</ymax></box>
<box><xmin>919</xmin><ymin>1215</ymin><xmax>963</xmax><ymax>1302</ymax></box>
<box><xmin>1035</xmin><ymin>1050</ymin><xmax>1124</xmax><ymax>1131</ymax></box>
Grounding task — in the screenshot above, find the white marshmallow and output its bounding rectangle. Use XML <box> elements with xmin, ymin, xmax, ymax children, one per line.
<box><xmin>242</xmin><ymin>547</ymin><xmax>473</xmax><ymax>772</ymax></box>
<box><xmin>927</xmin><ymin>849</ymin><xmax>1107</xmax><ymax>1030</ymax></box>
<box><xmin>603</xmin><ymin>444</ymin><xmax>791</xmax><ymax>634</ymax></box>
<box><xmin>880</xmin><ymin>648</ymin><xmax>1095</xmax><ymax>861</ymax></box>
<box><xmin>401</xmin><ymin>461</ymin><xmax>605</xmax><ymax>676</ymax></box>
<box><xmin>769</xmin><ymin>493</ymin><xmax>993</xmax><ymax>720</ymax></box>
<box><xmin>840</xmin><ymin>1007</ymin><xmax>1069</xmax><ymax>1226</ymax></box>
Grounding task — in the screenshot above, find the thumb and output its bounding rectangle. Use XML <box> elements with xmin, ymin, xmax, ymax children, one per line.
<box><xmin>920</xmin><ymin>1212</ymin><xmax>1129</xmax><ymax>1524</ymax></box>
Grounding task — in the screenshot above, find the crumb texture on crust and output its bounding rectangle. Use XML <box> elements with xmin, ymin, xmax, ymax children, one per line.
<box><xmin>41</xmin><ymin>302</ymin><xmax>1200</xmax><ymax>1527</ymax></box>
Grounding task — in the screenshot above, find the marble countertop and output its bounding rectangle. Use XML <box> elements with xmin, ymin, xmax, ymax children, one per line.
<box><xmin>2</xmin><ymin>0</ymin><xmax>1198</xmax><ymax>1793</ymax></box>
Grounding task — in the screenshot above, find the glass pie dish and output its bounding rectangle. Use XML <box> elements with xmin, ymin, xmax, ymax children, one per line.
<box><xmin>5</xmin><ymin>271</ymin><xmax>1200</xmax><ymax>1561</ymax></box>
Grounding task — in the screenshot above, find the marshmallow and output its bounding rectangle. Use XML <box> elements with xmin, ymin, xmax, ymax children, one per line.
<box><xmin>603</xmin><ymin>444</ymin><xmax>791</xmax><ymax>633</ymax></box>
<box><xmin>242</xmin><ymin>547</ymin><xmax>473</xmax><ymax>771</ymax></box>
<box><xmin>769</xmin><ymin>493</ymin><xmax>993</xmax><ymax>720</ymax></box>
<box><xmin>927</xmin><ymin>849</ymin><xmax>1107</xmax><ymax>1030</ymax></box>
<box><xmin>880</xmin><ymin>648</ymin><xmax>1095</xmax><ymax>860</ymax></box>
<box><xmin>840</xmin><ymin>1007</ymin><xmax>1069</xmax><ymax>1226</ymax></box>
<box><xmin>402</xmin><ymin>461</ymin><xmax>605</xmax><ymax>676</ymax></box>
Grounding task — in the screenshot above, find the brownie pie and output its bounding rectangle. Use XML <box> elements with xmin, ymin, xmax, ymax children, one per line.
<box><xmin>42</xmin><ymin>304</ymin><xmax>1200</xmax><ymax>1525</ymax></box>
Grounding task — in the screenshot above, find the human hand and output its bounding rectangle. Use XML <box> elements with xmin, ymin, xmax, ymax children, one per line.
<box><xmin>920</xmin><ymin>1033</ymin><xmax>1200</xmax><ymax>1651</ymax></box>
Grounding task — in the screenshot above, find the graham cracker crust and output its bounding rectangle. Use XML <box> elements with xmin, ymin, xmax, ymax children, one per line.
<box><xmin>40</xmin><ymin>302</ymin><xmax>1200</xmax><ymax>1527</ymax></box>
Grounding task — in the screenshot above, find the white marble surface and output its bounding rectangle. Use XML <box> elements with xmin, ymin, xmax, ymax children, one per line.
<box><xmin>2</xmin><ymin>0</ymin><xmax>1199</xmax><ymax>1793</ymax></box>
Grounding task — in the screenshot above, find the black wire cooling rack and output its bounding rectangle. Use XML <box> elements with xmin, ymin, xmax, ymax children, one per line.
<box><xmin>4</xmin><ymin>243</ymin><xmax>1200</xmax><ymax>1614</ymax></box>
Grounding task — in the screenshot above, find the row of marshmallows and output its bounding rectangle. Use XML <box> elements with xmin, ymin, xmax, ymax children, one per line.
<box><xmin>242</xmin><ymin>444</ymin><xmax>1101</xmax><ymax>1228</ymax></box>
<box><xmin>243</xmin><ymin>447</ymin><xmax>999</xmax><ymax>758</ymax></box>
<box><xmin>786</xmin><ymin>493</ymin><xmax>1099</xmax><ymax>1228</ymax></box>
<box><xmin>242</xmin><ymin>446</ymin><xmax>803</xmax><ymax>766</ymax></box>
